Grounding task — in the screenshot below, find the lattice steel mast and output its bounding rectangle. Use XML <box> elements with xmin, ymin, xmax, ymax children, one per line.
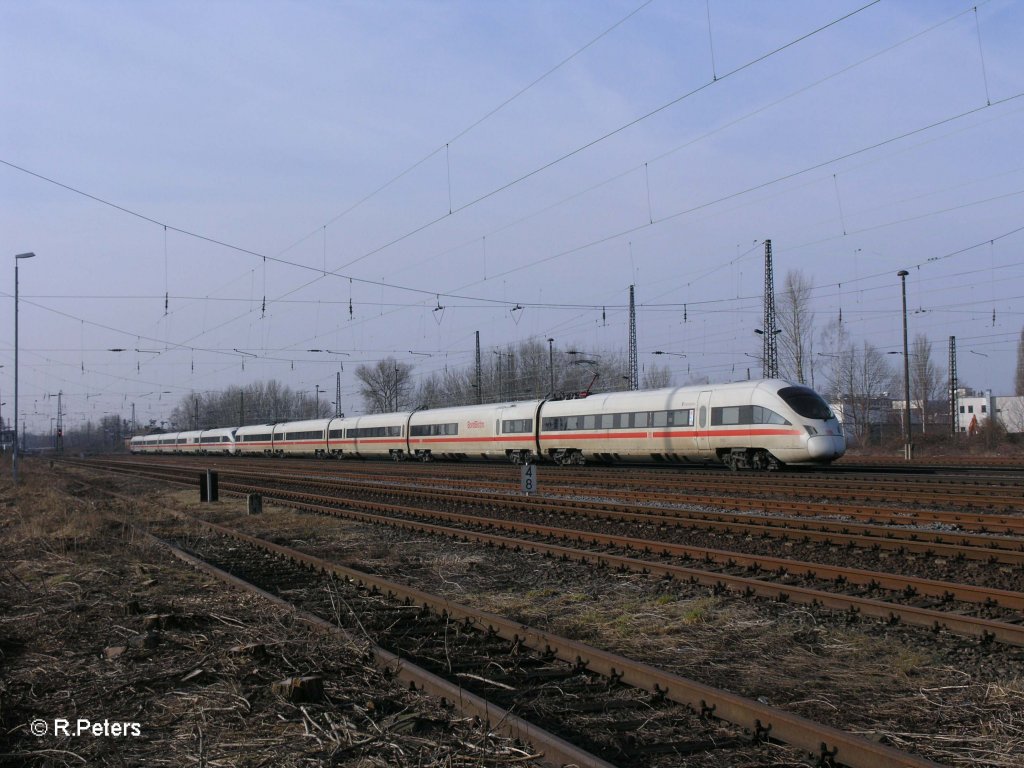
<box><xmin>948</xmin><ymin>335</ymin><xmax>958</xmax><ymax>435</ymax></box>
<box><xmin>628</xmin><ymin>285</ymin><xmax>638</xmax><ymax>390</ymax></box>
<box><xmin>475</xmin><ymin>331</ymin><xmax>483</xmax><ymax>404</ymax></box>
<box><xmin>761</xmin><ymin>239</ymin><xmax>779</xmax><ymax>378</ymax></box>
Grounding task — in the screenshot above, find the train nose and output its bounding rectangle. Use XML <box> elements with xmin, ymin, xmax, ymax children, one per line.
<box><xmin>807</xmin><ymin>434</ymin><xmax>846</xmax><ymax>461</ymax></box>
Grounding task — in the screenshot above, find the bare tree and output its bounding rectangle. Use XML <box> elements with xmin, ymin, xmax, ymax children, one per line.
<box><xmin>416</xmin><ymin>367</ymin><xmax>475</xmax><ymax>409</ymax></box>
<box><xmin>819</xmin><ymin>319</ymin><xmax>896</xmax><ymax>445</ymax></box>
<box><xmin>168</xmin><ymin>380</ymin><xmax>323</xmax><ymax>429</ymax></box>
<box><xmin>777</xmin><ymin>270</ymin><xmax>815</xmax><ymax>384</ymax></box>
<box><xmin>910</xmin><ymin>334</ymin><xmax>944</xmax><ymax>433</ymax></box>
<box><xmin>356</xmin><ymin>358</ymin><xmax>414</xmax><ymax>413</ymax></box>
<box><xmin>642</xmin><ymin>363</ymin><xmax>673</xmax><ymax>389</ymax></box>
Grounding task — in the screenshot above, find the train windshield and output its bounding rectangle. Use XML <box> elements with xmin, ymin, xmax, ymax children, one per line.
<box><xmin>777</xmin><ymin>386</ymin><xmax>833</xmax><ymax>420</ymax></box>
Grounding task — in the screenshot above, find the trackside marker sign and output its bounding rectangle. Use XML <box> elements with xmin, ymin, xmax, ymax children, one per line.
<box><xmin>520</xmin><ymin>463</ymin><xmax>537</xmax><ymax>495</ymax></box>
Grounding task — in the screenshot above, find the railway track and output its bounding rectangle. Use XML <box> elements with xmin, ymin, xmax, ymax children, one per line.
<box><xmin>72</xmin><ymin>458</ymin><xmax>1024</xmax><ymax>648</ymax></box>
<box><xmin>90</xmin><ymin>482</ymin><xmax>941</xmax><ymax>768</ymax></box>
<box><xmin>120</xmin><ymin>454</ymin><xmax>1024</xmax><ymax>524</ymax></box>
<box><xmin>87</xmin><ymin>458</ymin><xmax>1024</xmax><ymax>562</ymax></box>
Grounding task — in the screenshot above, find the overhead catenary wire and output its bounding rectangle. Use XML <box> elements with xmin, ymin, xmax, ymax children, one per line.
<box><xmin>0</xmin><ymin>0</ymin><xmax>884</xmax><ymax>313</ymax></box>
<box><xmin>6</xmin><ymin>2</ymin><xmax>1018</xmax><ymax>425</ymax></box>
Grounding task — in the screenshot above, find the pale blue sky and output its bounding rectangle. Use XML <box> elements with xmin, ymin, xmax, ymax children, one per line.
<box><xmin>2</xmin><ymin>0</ymin><xmax>1022</xmax><ymax>431</ymax></box>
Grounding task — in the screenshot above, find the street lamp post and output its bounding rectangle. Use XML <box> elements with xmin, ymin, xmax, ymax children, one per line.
<box><xmin>13</xmin><ymin>252</ymin><xmax>35</xmax><ymax>485</ymax></box>
<box><xmin>0</xmin><ymin>365</ymin><xmax>5</xmax><ymax>445</ymax></box>
<box><xmin>547</xmin><ymin>338</ymin><xmax>555</xmax><ymax>395</ymax></box>
<box><xmin>898</xmin><ymin>270</ymin><xmax>912</xmax><ymax>460</ymax></box>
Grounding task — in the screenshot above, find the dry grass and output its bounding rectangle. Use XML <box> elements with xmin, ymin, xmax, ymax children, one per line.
<box><xmin>0</xmin><ymin>461</ymin><xmax>547</xmax><ymax>767</ymax></box>
<box><xmin>30</xmin><ymin>459</ymin><xmax>1024</xmax><ymax>768</ymax></box>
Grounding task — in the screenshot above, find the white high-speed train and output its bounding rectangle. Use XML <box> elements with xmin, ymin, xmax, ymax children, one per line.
<box><xmin>130</xmin><ymin>379</ymin><xmax>845</xmax><ymax>470</ymax></box>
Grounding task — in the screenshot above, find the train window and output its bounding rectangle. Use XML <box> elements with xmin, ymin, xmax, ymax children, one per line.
<box><xmin>284</xmin><ymin>430</ymin><xmax>323</xmax><ymax>441</ymax></box>
<box><xmin>711</xmin><ymin>406</ymin><xmax>741</xmax><ymax>426</ymax></box>
<box><xmin>349</xmin><ymin>425</ymin><xmax>401</xmax><ymax>438</ymax></box>
<box><xmin>502</xmin><ymin>418</ymin><xmax>532</xmax><ymax>433</ymax></box>
<box><xmin>329</xmin><ymin>429</ymin><xmax>344</xmax><ymax>439</ymax></box>
<box><xmin>665</xmin><ymin>409</ymin><xmax>693</xmax><ymax>427</ymax></box>
<box><xmin>411</xmin><ymin>423</ymin><xmax>459</xmax><ymax>436</ymax></box>
<box><xmin>698</xmin><ymin>406</ymin><xmax>706</xmax><ymax>428</ymax></box>
<box><xmin>752</xmin><ymin>406</ymin><xmax>789</xmax><ymax>425</ymax></box>
<box><xmin>652</xmin><ymin>411</ymin><xmax>668</xmax><ymax>428</ymax></box>
<box><xmin>777</xmin><ymin>386</ymin><xmax>833</xmax><ymax>420</ymax></box>
<box><xmin>583</xmin><ymin>414</ymin><xmax>596</xmax><ymax>430</ymax></box>
<box><xmin>542</xmin><ymin>417</ymin><xmax>568</xmax><ymax>431</ymax></box>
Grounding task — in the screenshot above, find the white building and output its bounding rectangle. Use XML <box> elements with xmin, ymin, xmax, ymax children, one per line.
<box><xmin>951</xmin><ymin>390</ymin><xmax>1024</xmax><ymax>434</ymax></box>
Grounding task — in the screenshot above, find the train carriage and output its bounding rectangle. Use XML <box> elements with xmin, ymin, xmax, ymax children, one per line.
<box><xmin>235</xmin><ymin>424</ymin><xmax>276</xmax><ymax>455</ymax></box>
<box><xmin>197</xmin><ymin>427</ymin><xmax>237</xmax><ymax>455</ymax></box>
<box><xmin>538</xmin><ymin>380</ymin><xmax>843</xmax><ymax>468</ymax></box>
<box><xmin>130</xmin><ymin>434</ymin><xmax>162</xmax><ymax>454</ymax></box>
<box><xmin>270</xmin><ymin>419</ymin><xmax>331</xmax><ymax>457</ymax></box>
<box><xmin>172</xmin><ymin>430</ymin><xmax>203</xmax><ymax>454</ymax></box>
<box><xmin>343</xmin><ymin>412</ymin><xmax>410</xmax><ymax>460</ymax></box>
<box><xmin>407</xmin><ymin>401</ymin><xmax>542</xmax><ymax>462</ymax></box>
<box><xmin>539</xmin><ymin>389</ymin><xmax>701</xmax><ymax>465</ymax></box>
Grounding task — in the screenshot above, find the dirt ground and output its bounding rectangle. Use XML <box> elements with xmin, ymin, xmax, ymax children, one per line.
<box><xmin>0</xmin><ymin>462</ymin><xmax>546</xmax><ymax>768</ymax></box>
<box><xmin>4</xmin><ymin>459</ymin><xmax>1024</xmax><ymax>767</ymax></box>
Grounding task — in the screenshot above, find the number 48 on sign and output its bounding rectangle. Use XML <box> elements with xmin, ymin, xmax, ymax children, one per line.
<box><xmin>520</xmin><ymin>463</ymin><xmax>537</xmax><ymax>495</ymax></box>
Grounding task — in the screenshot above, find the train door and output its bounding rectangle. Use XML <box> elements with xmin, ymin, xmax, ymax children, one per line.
<box><xmin>696</xmin><ymin>390</ymin><xmax>712</xmax><ymax>454</ymax></box>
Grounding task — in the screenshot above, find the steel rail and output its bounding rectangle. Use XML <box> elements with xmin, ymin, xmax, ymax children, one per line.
<box><xmin>154</xmin><ymin>505</ymin><xmax>940</xmax><ymax>768</ymax></box>
<box><xmin>98</xmin><ymin>459</ymin><xmax>1024</xmax><ymax>559</ymax></box>
<box><xmin>229</xmin><ymin>469</ymin><xmax>1024</xmax><ymax>562</ymax></box>
<box><xmin>68</xmin><ymin>460</ymin><xmax>1024</xmax><ymax>643</ymax></box>
<box><xmin>208</xmin><ymin>481</ymin><xmax>1024</xmax><ymax>647</ymax></box>
<box><xmin>72</xmin><ymin>459</ymin><xmax>1024</xmax><ymax>605</ymax></box>
<box><xmin>131</xmin><ymin>527</ymin><xmax>611</xmax><ymax>768</ymax></box>
<box><xmin>189</xmin><ymin>458</ymin><xmax>1024</xmax><ymax>535</ymax></box>
<box><xmin>104</xmin><ymin>456</ymin><xmax>1024</xmax><ymax>533</ymax></box>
